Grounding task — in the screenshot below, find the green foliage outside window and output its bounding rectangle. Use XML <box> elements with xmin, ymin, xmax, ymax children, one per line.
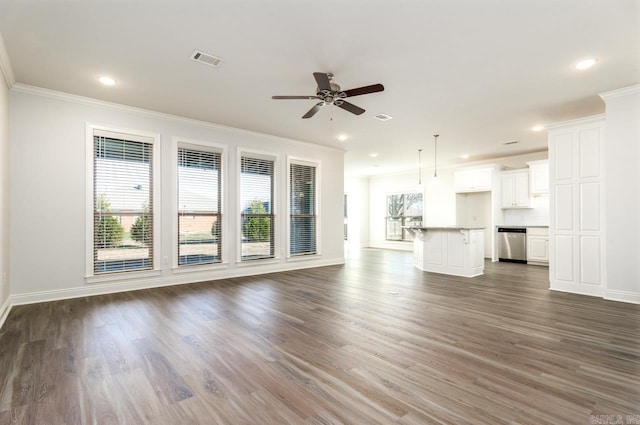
<box><xmin>243</xmin><ymin>200</ymin><xmax>271</xmax><ymax>242</ymax></box>
<box><xmin>131</xmin><ymin>202</ymin><xmax>151</xmax><ymax>245</ymax></box>
<box><xmin>131</xmin><ymin>216</ymin><xmax>151</xmax><ymax>245</ymax></box>
<box><xmin>95</xmin><ymin>194</ymin><xmax>124</xmax><ymax>248</ymax></box>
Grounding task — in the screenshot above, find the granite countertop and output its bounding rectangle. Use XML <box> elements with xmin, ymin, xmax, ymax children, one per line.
<box><xmin>404</xmin><ymin>226</ymin><xmax>486</xmax><ymax>230</ymax></box>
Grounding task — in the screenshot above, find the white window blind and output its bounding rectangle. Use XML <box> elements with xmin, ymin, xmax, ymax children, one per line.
<box><xmin>178</xmin><ymin>147</ymin><xmax>222</xmax><ymax>266</ymax></box>
<box><xmin>93</xmin><ymin>135</ymin><xmax>153</xmax><ymax>274</ymax></box>
<box><xmin>289</xmin><ymin>162</ymin><xmax>316</xmax><ymax>256</ymax></box>
<box><xmin>240</xmin><ymin>156</ymin><xmax>275</xmax><ymax>260</ymax></box>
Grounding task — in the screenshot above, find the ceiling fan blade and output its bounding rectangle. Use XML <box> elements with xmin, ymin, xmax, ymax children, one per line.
<box><xmin>272</xmin><ymin>95</ymin><xmax>319</xmax><ymax>100</ymax></box>
<box><xmin>343</xmin><ymin>83</ymin><xmax>385</xmax><ymax>98</ymax></box>
<box><xmin>337</xmin><ymin>101</ymin><xmax>365</xmax><ymax>115</ymax></box>
<box><xmin>302</xmin><ymin>102</ymin><xmax>325</xmax><ymax>119</ymax></box>
<box><xmin>313</xmin><ymin>72</ymin><xmax>332</xmax><ymax>91</ymax></box>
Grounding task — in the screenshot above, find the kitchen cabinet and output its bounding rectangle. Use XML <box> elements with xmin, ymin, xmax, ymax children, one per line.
<box><xmin>527</xmin><ymin>227</ymin><xmax>549</xmax><ymax>265</ymax></box>
<box><xmin>527</xmin><ymin>160</ymin><xmax>549</xmax><ymax>194</ymax></box>
<box><xmin>501</xmin><ymin>170</ymin><xmax>531</xmax><ymax>208</ymax></box>
<box><xmin>408</xmin><ymin>227</ymin><xmax>485</xmax><ymax>277</ymax></box>
<box><xmin>548</xmin><ymin>116</ymin><xmax>604</xmax><ymax>297</ymax></box>
<box><xmin>454</xmin><ymin>167</ymin><xmax>493</xmax><ymax>192</ymax></box>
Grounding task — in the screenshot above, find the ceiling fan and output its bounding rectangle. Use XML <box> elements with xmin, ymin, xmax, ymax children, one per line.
<box><xmin>272</xmin><ymin>72</ymin><xmax>384</xmax><ymax>119</ymax></box>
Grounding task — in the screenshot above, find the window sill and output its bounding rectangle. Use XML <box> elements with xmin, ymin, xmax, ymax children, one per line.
<box><xmin>171</xmin><ymin>262</ymin><xmax>229</xmax><ymax>274</ymax></box>
<box><xmin>236</xmin><ymin>257</ymin><xmax>280</xmax><ymax>267</ymax></box>
<box><xmin>287</xmin><ymin>253</ymin><xmax>322</xmax><ymax>262</ymax></box>
<box><xmin>85</xmin><ymin>269</ymin><xmax>162</xmax><ymax>284</ymax></box>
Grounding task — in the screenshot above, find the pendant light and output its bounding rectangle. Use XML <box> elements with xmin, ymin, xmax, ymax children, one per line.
<box><xmin>432</xmin><ymin>134</ymin><xmax>440</xmax><ymax>185</ymax></box>
<box><xmin>417</xmin><ymin>148</ymin><xmax>423</xmax><ymax>189</ymax></box>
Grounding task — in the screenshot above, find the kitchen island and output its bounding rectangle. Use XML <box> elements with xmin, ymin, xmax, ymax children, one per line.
<box><xmin>405</xmin><ymin>227</ymin><xmax>485</xmax><ymax>277</ymax></box>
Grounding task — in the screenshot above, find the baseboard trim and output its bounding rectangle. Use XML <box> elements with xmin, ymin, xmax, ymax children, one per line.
<box><xmin>604</xmin><ymin>289</ymin><xmax>640</xmax><ymax>305</ymax></box>
<box><xmin>0</xmin><ymin>297</ymin><xmax>11</xmax><ymax>330</ymax></box>
<box><xmin>549</xmin><ymin>281</ymin><xmax>604</xmax><ymax>298</ymax></box>
<box><xmin>10</xmin><ymin>258</ymin><xmax>345</xmax><ymax>306</ymax></box>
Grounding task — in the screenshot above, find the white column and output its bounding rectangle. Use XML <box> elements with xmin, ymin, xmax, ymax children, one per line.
<box><xmin>600</xmin><ymin>85</ymin><xmax>640</xmax><ymax>304</ymax></box>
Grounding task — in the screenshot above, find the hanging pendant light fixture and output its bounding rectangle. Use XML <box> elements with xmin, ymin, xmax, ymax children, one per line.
<box><xmin>417</xmin><ymin>148</ymin><xmax>423</xmax><ymax>188</ymax></box>
<box><xmin>432</xmin><ymin>134</ymin><xmax>440</xmax><ymax>185</ymax></box>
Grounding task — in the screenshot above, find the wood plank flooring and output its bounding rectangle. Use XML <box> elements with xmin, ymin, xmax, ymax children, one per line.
<box><xmin>1</xmin><ymin>248</ymin><xmax>639</xmax><ymax>424</ymax></box>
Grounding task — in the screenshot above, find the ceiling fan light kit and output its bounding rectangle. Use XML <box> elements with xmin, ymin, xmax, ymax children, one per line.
<box><xmin>272</xmin><ymin>72</ymin><xmax>384</xmax><ymax>119</ymax></box>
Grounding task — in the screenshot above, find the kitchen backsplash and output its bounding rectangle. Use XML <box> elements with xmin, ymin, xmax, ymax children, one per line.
<box><xmin>503</xmin><ymin>196</ymin><xmax>549</xmax><ymax>226</ymax></box>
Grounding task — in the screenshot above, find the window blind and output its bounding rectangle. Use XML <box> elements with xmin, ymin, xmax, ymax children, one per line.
<box><xmin>289</xmin><ymin>162</ymin><xmax>316</xmax><ymax>255</ymax></box>
<box><xmin>93</xmin><ymin>135</ymin><xmax>153</xmax><ymax>274</ymax></box>
<box><xmin>178</xmin><ymin>147</ymin><xmax>222</xmax><ymax>266</ymax></box>
<box><xmin>240</xmin><ymin>156</ymin><xmax>275</xmax><ymax>260</ymax></box>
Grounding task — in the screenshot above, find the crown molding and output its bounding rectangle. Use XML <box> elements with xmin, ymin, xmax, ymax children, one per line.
<box><xmin>0</xmin><ymin>33</ymin><xmax>16</xmax><ymax>88</ymax></box>
<box><xmin>599</xmin><ymin>84</ymin><xmax>640</xmax><ymax>102</ymax></box>
<box><xmin>11</xmin><ymin>83</ymin><xmax>346</xmax><ymax>154</ymax></box>
<box><xmin>545</xmin><ymin>114</ymin><xmax>606</xmax><ymax>131</ymax></box>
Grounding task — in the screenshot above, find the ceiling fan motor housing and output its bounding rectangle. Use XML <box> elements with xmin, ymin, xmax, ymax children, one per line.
<box><xmin>272</xmin><ymin>72</ymin><xmax>384</xmax><ymax>118</ymax></box>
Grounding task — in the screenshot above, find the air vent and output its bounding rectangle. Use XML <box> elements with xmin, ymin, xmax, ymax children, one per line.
<box><xmin>190</xmin><ymin>50</ymin><xmax>224</xmax><ymax>68</ymax></box>
<box><xmin>373</xmin><ymin>113</ymin><xmax>393</xmax><ymax>121</ymax></box>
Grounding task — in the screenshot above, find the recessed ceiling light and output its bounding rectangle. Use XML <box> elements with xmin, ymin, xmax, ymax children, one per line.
<box><xmin>338</xmin><ymin>134</ymin><xmax>348</xmax><ymax>141</ymax></box>
<box><xmin>532</xmin><ymin>125</ymin><xmax>545</xmax><ymax>132</ymax></box>
<box><xmin>98</xmin><ymin>76</ymin><xmax>116</xmax><ymax>86</ymax></box>
<box><xmin>575</xmin><ymin>58</ymin><xmax>597</xmax><ymax>70</ymax></box>
<box><xmin>461</xmin><ymin>154</ymin><xmax>470</xmax><ymax>159</ymax></box>
<box><xmin>370</xmin><ymin>152</ymin><xmax>379</xmax><ymax>158</ymax></box>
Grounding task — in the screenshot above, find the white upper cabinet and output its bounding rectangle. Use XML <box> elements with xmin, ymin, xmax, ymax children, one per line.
<box><xmin>527</xmin><ymin>160</ymin><xmax>549</xmax><ymax>194</ymax></box>
<box><xmin>501</xmin><ymin>169</ymin><xmax>531</xmax><ymax>208</ymax></box>
<box><xmin>454</xmin><ymin>167</ymin><xmax>493</xmax><ymax>192</ymax></box>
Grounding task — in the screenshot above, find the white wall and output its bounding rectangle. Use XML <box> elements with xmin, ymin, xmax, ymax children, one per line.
<box><xmin>0</xmin><ymin>39</ymin><xmax>10</xmax><ymax>322</ymax></box>
<box><xmin>456</xmin><ymin>191</ymin><xmax>492</xmax><ymax>257</ymax></box>
<box><xmin>368</xmin><ymin>167</ymin><xmax>456</xmax><ymax>251</ymax></box>
<box><xmin>601</xmin><ymin>85</ymin><xmax>640</xmax><ymax>303</ymax></box>
<box><xmin>344</xmin><ymin>176</ymin><xmax>369</xmax><ymax>250</ymax></box>
<box><xmin>9</xmin><ymin>86</ymin><xmax>344</xmax><ymax>303</ymax></box>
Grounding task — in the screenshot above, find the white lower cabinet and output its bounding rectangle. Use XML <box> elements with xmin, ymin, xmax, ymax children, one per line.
<box><xmin>527</xmin><ymin>228</ymin><xmax>549</xmax><ymax>265</ymax></box>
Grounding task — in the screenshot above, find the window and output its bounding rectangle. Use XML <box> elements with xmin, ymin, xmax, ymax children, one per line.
<box><xmin>93</xmin><ymin>131</ymin><xmax>154</xmax><ymax>274</ymax></box>
<box><xmin>289</xmin><ymin>161</ymin><xmax>317</xmax><ymax>256</ymax></box>
<box><xmin>344</xmin><ymin>193</ymin><xmax>348</xmax><ymax>241</ymax></box>
<box><xmin>385</xmin><ymin>192</ymin><xmax>423</xmax><ymax>241</ymax></box>
<box><xmin>240</xmin><ymin>155</ymin><xmax>275</xmax><ymax>260</ymax></box>
<box><xmin>178</xmin><ymin>146</ymin><xmax>222</xmax><ymax>266</ymax></box>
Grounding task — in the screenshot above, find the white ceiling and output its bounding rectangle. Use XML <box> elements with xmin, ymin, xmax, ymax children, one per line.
<box><xmin>1</xmin><ymin>0</ymin><xmax>638</xmax><ymax>176</ymax></box>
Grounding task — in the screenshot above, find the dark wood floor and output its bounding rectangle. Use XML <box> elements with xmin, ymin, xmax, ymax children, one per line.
<box><xmin>1</xmin><ymin>249</ymin><xmax>639</xmax><ymax>424</ymax></box>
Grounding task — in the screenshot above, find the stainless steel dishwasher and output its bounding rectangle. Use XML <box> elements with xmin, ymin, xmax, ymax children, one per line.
<box><xmin>498</xmin><ymin>227</ymin><xmax>527</xmax><ymax>263</ymax></box>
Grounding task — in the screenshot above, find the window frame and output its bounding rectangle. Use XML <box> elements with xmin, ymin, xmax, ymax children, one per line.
<box><xmin>85</xmin><ymin>123</ymin><xmax>161</xmax><ymax>282</ymax></box>
<box><xmin>171</xmin><ymin>137</ymin><xmax>228</xmax><ymax>271</ymax></box>
<box><xmin>287</xmin><ymin>156</ymin><xmax>321</xmax><ymax>259</ymax></box>
<box><xmin>237</xmin><ymin>148</ymin><xmax>279</xmax><ymax>264</ymax></box>
<box><xmin>344</xmin><ymin>193</ymin><xmax>348</xmax><ymax>241</ymax></box>
<box><xmin>385</xmin><ymin>191</ymin><xmax>423</xmax><ymax>242</ymax></box>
